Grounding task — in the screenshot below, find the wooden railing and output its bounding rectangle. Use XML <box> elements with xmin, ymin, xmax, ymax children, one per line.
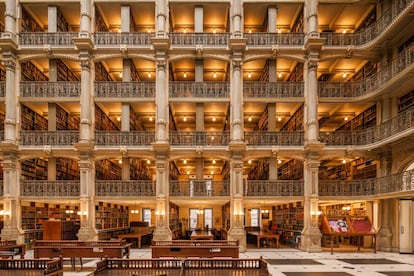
<box><xmin>0</xmin><ymin>258</ymin><xmax>63</xmax><ymax>275</ymax></box>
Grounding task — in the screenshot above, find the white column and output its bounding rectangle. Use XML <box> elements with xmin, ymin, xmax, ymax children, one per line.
<box><xmin>268</xmin><ymin>6</ymin><xmax>277</xmax><ymax>33</ymax></box>
<box><xmin>231</xmin><ymin>0</ymin><xmax>242</xmax><ymax>36</ymax></box>
<box><xmin>121</xmin><ymin>5</ymin><xmax>131</xmax><ymax>32</ymax></box>
<box><xmin>155</xmin><ymin>0</ymin><xmax>167</xmax><ymax>36</ymax></box>
<box><xmin>153</xmin><ymin>158</ymin><xmax>171</xmax><ymax>240</ymax></box>
<box><xmin>3</xmin><ymin>57</ymin><xmax>17</xmax><ymax>143</ymax></box>
<box><xmin>77</xmin><ymin>158</ymin><xmax>96</xmax><ymax>240</ymax></box>
<box><xmin>48</xmin><ymin>6</ymin><xmax>57</xmax><ymax>32</ymax></box>
<box><xmin>194</xmin><ymin>6</ymin><xmax>203</xmax><ymax>32</ymax></box>
<box><xmin>4</xmin><ymin>0</ymin><xmax>16</xmax><ymax>34</ymax></box>
<box><xmin>155</xmin><ymin>59</ymin><xmax>169</xmax><ymax>143</ymax></box>
<box><xmin>305</xmin><ymin>59</ymin><xmax>319</xmax><ymax>143</ymax></box>
<box><xmin>231</xmin><ymin>60</ymin><xmax>243</xmax><ymax>141</ymax></box>
<box><xmin>305</xmin><ymin>0</ymin><xmax>318</xmax><ymax>37</ymax></box>
<box><xmin>79</xmin><ymin>57</ymin><xmax>93</xmax><ymax>142</ymax></box>
<box><xmin>122</xmin><ymin>59</ymin><xmax>131</xmax><ymax>132</ymax></box>
<box><xmin>80</xmin><ymin>0</ymin><xmax>92</xmax><ymax>34</ymax></box>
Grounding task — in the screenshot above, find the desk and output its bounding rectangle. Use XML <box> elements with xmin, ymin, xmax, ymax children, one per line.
<box><xmin>118</xmin><ymin>231</ymin><xmax>153</xmax><ymax>248</ymax></box>
<box><xmin>190</xmin><ymin>230</ymin><xmax>214</xmax><ymax>240</ymax></box>
<box><xmin>247</xmin><ymin>231</ymin><xmax>280</xmax><ymax>248</ymax></box>
<box><xmin>0</xmin><ymin>242</ymin><xmax>26</xmax><ymax>259</ymax></box>
<box><xmin>326</xmin><ymin>233</ymin><xmax>376</xmax><ymax>254</ymax></box>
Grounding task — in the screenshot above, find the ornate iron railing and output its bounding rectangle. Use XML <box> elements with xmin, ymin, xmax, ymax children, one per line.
<box><xmin>319</xmin><ymin>47</ymin><xmax>414</xmax><ymax>98</ymax></box>
<box><xmin>19</xmin><ymin>131</ymin><xmax>79</xmax><ymax>146</ymax></box>
<box><xmin>95</xmin><ymin>131</ymin><xmax>155</xmax><ymax>146</ymax></box>
<box><xmin>169</xmin><ymin>82</ymin><xmax>230</xmax><ymax>98</ymax></box>
<box><xmin>244</xmin><ymin>81</ymin><xmax>304</xmax><ymax>98</ymax></box>
<box><xmin>20</xmin><ymin>180</ymin><xmax>80</xmax><ymax>197</ymax></box>
<box><xmin>244</xmin><ymin>180</ymin><xmax>304</xmax><ymax>197</ymax></box>
<box><xmin>321</xmin><ymin>106</ymin><xmax>414</xmax><ymax>145</ymax></box>
<box><xmin>95</xmin><ymin>82</ymin><xmax>156</xmax><ymax>98</ymax></box>
<box><xmin>0</xmin><ymin>81</ymin><xmax>5</xmax><ymax>97</ymax></box>
<box><xmin>169</xmin><ymin>180</ymin><xmax>229</xmax><ymax>197</ymax></box>
<box><xmin>170</xmin><ymin>131</ymin><xmax>230</xmax><ymax>146</ymax></box>
<box><xmin>20</xmin><ymin>81</ymin><xmax>81</xmax><ymax>98</ymax></box>
<box><xmin>96</xmin><ymin>180</ymin><xmax>155</xmax><ymax>197</ymax></box>
<box><xmin>245</xmin><ymin>33</ymin><xmax>305</xmax><ymax>47</ymax></box>
<box><xmin>94</xmin><ymin>32</ymin><xmax>154</xmax><ymax>46</ymax></box>
<box><xmin>0</xmin><ymin>180</ymin><xmax>3</xmax><ymax>196</ymax></box>
<box><xmin>19</xmin><ymin>32</ymin><xmax>78</xmax><ymax>46</ymax></box>
<box><xmin>245</xmin><ymin>131</ymin><xmax>304</xmax><ymax>146</ymax></box>
<box><xmin>170</xmin><ymin>33</ymin><xmax>229</xmax><ymax>47</ymax></box>
<box><xmin>321</xmin><ymin>0</ymin><xmax>414</xmax><ymax>46</ymax></box>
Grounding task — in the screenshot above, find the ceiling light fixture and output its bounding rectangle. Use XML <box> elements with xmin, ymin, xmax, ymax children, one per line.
<box><xmin>248</xmin><ymin>116</ymin><xmax>252</xmax><ymax>122</ymax></box>
<box><xmin>212</xmin><ymin>116</ymin><xmax>216</xmax><ymax>122</ymax></box>
<box><xmin>117</xmin><ymin>116</ymin><xmax>121</xmax><ymax>122</ymax></box>
<box><xmin>212</xmin><ymin>159</ymin><xmax>216</xmax><ymax>164</ymax></box>
<box><xmin>277</xmin><ymin>116</ymin><xmax>282</xmax><ymax>122</ymax></box>
<box><xmin>183</xmin><ymin>159</ymin><xmax>187</xmax><ymax>164</ymax></box>
<box><xmin>278</xmin><ymin>159</ymin><xmax>282</xmax><ymax>164</ymax></box>
<box><xmin>183</xmin><ymin>72</ymin><xmax>187</xmax><ymax>78</ymax></box>
<box><xmin>183</xmin><ymin>28</ymin><xmax>187</xmax><ymax>33</ymax></box>
<box><xmin>278</xmin><ymin>72</ymin><xmax>283</xmax><ymax>78</ymax></box>
<box><xmin>342</xmin><ymin>72</ymin><xmax>347</xmax><ymax>78</ymax></box>
<box><xmin>213</xmin><ymin>28</ymin><xmax>217</xmax><ymax>34</ymax></box>
<box><xmin>248</xmin><ymin>29</ymin><xmax>252</xmax><ymax>33</ymax></box>
<box><xmin>213</xmin><ymin>72</ymin><xmax>217</xmax><ymax>78</ymax></box>
<box><xmin>147</xmin><ymin>160</ymin><xmax>151</xmax><ymax>164</ymax></box>
<box><xmin>248</xmin><ymin>72</ymin><xmax>252</xmax><ymax>78</ymax></box>
<box><xmin>183</xmin><ymin>116</ymin><xmax>187</xmax><ymax>122</ymax></box>
<box><xmin>344</xmin><ymin>116</ymin><xmax>349</xmax><ymax>121</ymax></box>
<box><xmin>118</xmin><ymin>159</ymin><xmax>123</xmax><ymax>164</ymax></box>
<box><xmin>149</xmin><ymin>116</ymin><xmax>153</xmax><ymax>122</ymax></box>
<box><xmin>342</xmin><ymin>159</ymin><xmax>346</xmax><ymax>164</ymax></box>
<box><xmin>148</xmin><ymin>72</ymin><xmax>152</xmax><ymax>78</ymax></box>
<box><xmin>342</xmin><ymin>28</ymin><xmax>347</xmax><ymax>34</ymax></box>
<box><xmin>248</xmin><ymin>160</ymin><xmax>252</xmax><ymax>164</ymax></box>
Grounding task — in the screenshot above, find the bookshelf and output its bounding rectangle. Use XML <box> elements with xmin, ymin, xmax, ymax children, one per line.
<box><xmin>95</xmin><ymin>202</ymin><xmax>129</xmax><ymax>230</ymax></box>
<box><xmin>56</xmin><ymin>158</ymin><xmax>80</xmax><ymax>180</ymax></box>
<box><xmin>398</xmin><ymin>90</ymin><xmax>414</xmax><ymax>112</ymax></box>
<box><xmin>287</xmin><ymin>62</ymin><xmax>304</xmax><ymax>82</ymax></box>
<box><xmin>56</xmin><ymin>7</ymin><xmax>69</xmax><ymax>32</ymax></box>
<box><xmin>280</xmin><ymin>104</ymin><xmax>304</xmax><ymax>131</ymax></box>
<box><xmin>21</xmin><ymin>62</ymin><xmax>48</xmax><ymax>81</ymax></box>
<box><xmin>337</xmin><ymin>104</ymin><xmax>376</xmax><ymax>131</ymax></box>
<box><xmin>351</xmin><ymin>158</ymin><xmax>377</xmax><ymax>179</ymax></box>
<box><xmin>169</xmin><ymin>202</ymin><xmax>181</xmax><ymax>239</ymax></box>
<box><xmin>130</xmin><ymin>159</ymin><xmax>153</xmax><ymax>180</ymax></box>
<box><xmin>247</xmin><ymin>159</ymin><xmax>269</xmax><ymax>180</ymax></box>
<box><xmin>254</xmin><ymin>107</ymin><xmax>268</xmax><ymax>131</ymax></box>
<box><xmin>95</xmin><ymin>62</ymin><xmax>113</xmax><ymax>81</ymax></box>
<box><xmin>21</xmin><ymin>158</ymin><xmax>47</xmax><ymax>180</ymax></box>
<box><xmin>56</xmin><ymin>60</ymin><xmax>79</xmax><ymax>81</ymax></box>
<box><xmin>278</xmin><ymin>159</ymin><xmax>303</xmax><ymax>180</ymax></box>
<box><xmin>95</xmin><ymin>104</ymin><xmax>120</xmax><ymax>131</ymax></box>
<box><xmin>95</xmin><ymin>8</ymin><xmax>109</xmax><ymax>32</ymax></box>
<box><xmin>21</xmin><ymin>6</ymin><xmax>44</xmax><ymax>32</ymax></box>
<box><xmin>222</xmin><ymin>202</ymin><xmax>230</xmax><ymax>232</ymax></box>
<box><xmin>0</xmin><ymin>67</ymin><xmax>6</xmax><ymax>81</ymax></box>
<box><xmin>169</xmin><ymin>161</ymin><xmax>180</xmax><ymax>180</ymax></box>
<box><xmin>130</xmin><ymin>107</ymin><xmax>146</xmax><ymax>131</ymax></box>
<box><xmin>56</xmin><ymin>104</ymin><xmax>80</xmax><ymax>130</ymax></box>
<box><xmin>291</xmin><ymin>7</ymin><xmax>304</xmax><ymax>32</ymax></box>
<box><xmin>21</xmin><ymin>105</ymin><xmax>48</xmax><ymax>130</ymax></box>
<box><xmin>271</xmin><ymin>202</ymin><xmax>304</xmax><ymax>248</ymax></box>
<box><xmin>96</xmin><ymin>159</ymin><xmax>122</xmax><ymax>180</ymax></box>
<box><xmin>259</xmin><ymin>60</ymin><xmax>269</xmax><ymax>82</ymax></box>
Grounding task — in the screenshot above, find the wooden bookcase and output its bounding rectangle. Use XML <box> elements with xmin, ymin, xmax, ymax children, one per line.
<box><xmin>56</xmin><ymin>7</ymin><xmax>69</xmax><ymax>32</ymax></box>
<box><xmin>130</xmin><ymin>107</ymin><xmax>146</xmax><ymax>131</ymax></box>
<box><xmin>130</xmin><ymin>159</ymin><xmax>153</xmax><ymax>180</ymax></box>
<box><xmin>351</xmin><ymin>158</ymin><xmax>377</xmax><ymax>179</ymax></box>
<box><xmin>21</xmin><ymin>105</ymin><xmax>48</xmax><ymax>130</ymax></box>
<box><xmin>95</xmin><ymin>8</ymin><xmax>109</xmax><ymax>32</ymax></box>
<box><xmin>21</xmin><ymin>6</ymin><xmax>44</xmax><ymax>32</ymax></box>
<box><xmin>398</xmin><ymin>90</ymin><xmax>414</xmax><ymax>112</ymax></box>
<box><xmin>287</xmin><ymin>63</ymin><xmax>304</xmax><ymax>81</ymax></box>
<box><xmin>337</xmin><ymin>104</ymin><xmax>376</xmax><ymax>131</ymax></box>
<box><xmin>169</xmin><ymin>202</ymin><xmax>181</xmax><ymax>240</ymax></box>
<box><xmin>247</xmin><ymin>159</ymin><xmax>269</xmax><ymax>180</ymax></box>
<box><xmin>280</xmin><ymin>104</ymin><xmax>304</xmax><ymax>131</ymax></box>
<box><xmin>56</xmin><ymin>104</ymin><xmax>80</xmax><ymax>130</ymax></box>
<box><xmin>291</xmin><ymin>8</ymin><xmax>304</xmax><ymax>32</ymax></box>
<box><xmin>95</xmin><ymin>202</ymin><xmax>129</xmax><ymax>230</ymax></box>
<box><xmin>95</xmin><ymin>159</ymin><xmax>122</xmax><ymax>180</ymax></box>
<box><xmin>43</xmin><ymin>220</ymin><xmax>79</xmax><ymax>240</ymax></box>
<box><xmin>95</xmin><ymin>104</ymin><xmax>119</xmax><ymax>131</ymax></box>
<box><xmin>21</xmin><ymin>62</ymin><xmax>48</xmax><ymax>81</ymax></box>
<box><xmin>21</xmin><ymin>158</ymin><xmax>47</xmax><ymax>180</ymax></box>
<box><xmin>222</xmin><ymin>202</ymin><xmax>230</xmax><ymax>232</ymax></box>
<box><xmin>259</xmin><ymin>60</ymin><xmax>269</xmax><ymax>81</ymax></box>
<box><xmin>169</xmin><ymin>161</ymin><xmax>180</xmax><ymax>180</ymax></box>
<box><xmin>271</xmin><ymin>202</ymin><xmax>304</xmax><ymax>248</ymax></box>
<box><xmin>278</xmin><ymin>159</ymin><xmax>303</xmax><ymax>180</ymax></box>
<box><xmin>56</xmin><ymin>158</ymin><xmax>80</xmax><ymax>180</ymax></box>
<box><xmin>254</xmin><ymin>107</ymin><xmax>268</xmax><ymax>131</ymax></box>
<box><xmin>95</xmin><ymin>62</ymin><xmax>113</xmax><ymax>81</ymax></box>
<box><xmin>56</xmin><ymin>60</ymin><xmax>79</xmax><ymax>81</ymax></box>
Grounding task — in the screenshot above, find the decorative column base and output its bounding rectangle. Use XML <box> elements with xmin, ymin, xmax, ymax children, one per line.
<box><xmin>228</xmin><ymin>228</ymin><xmax>246</xmax><ymax>252</ymax></box>
<box><xmin>0</xmin><ymin>228</ymin><xmax>22</xmax><ymax>244</ymax></box>
<box><xmin>77</xmin><ymin>227</ymin><xmax>97</xmax><ymax>241</ymax></box>
<box><xmin>152</xmin><ymin>227</ymin><xmax>171</xmax><ymax>241</ymax></box>
<box><xmin>301</xmin><ymin>227</ymin><xmax>322</xmax><ymax>252</ymax></box>
<box><xmin>378</xmin><ymin>227</ymin><xmax>393</xmax><ymax>252</ymax></box>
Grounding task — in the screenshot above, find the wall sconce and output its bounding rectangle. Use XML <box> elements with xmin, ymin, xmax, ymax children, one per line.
<box><xmin>183</xmin><ymin>72</ymin><xmax>187</xmax><ymax>78</ymax></box>
<box><xmin>65</xmin><ymin>210</ymin><xmax>74</xmax><ymax>214</ymax></box>
<box><xmin>197</xmin><ymin>209</ymin><xmax>204</xmax><ymax>215</ymax></box>
<box><xmin>234</xmin><ymin>210</ymin><xmax>244</xmax><ymax>227</ymax></box>
<box><xmin>261</xmin><ymin>209</ymin><xmax>269</xmax><ymax>214</ymax></box>
<box><xmin>77</xmin><ymin>211</ymin><xmax>87</xmax><ymax>216</ymax></box>
<box><xmin>213</xmin><ymin>72</ymin><xmax>217</xmax><ymax>78</ymax></box>
<box><xmin>130</xmin><ymin>209</ymin><xmax>139</xmax><ymax>214</ymax></box>
<box><xmin>147</xmin><ymin>72</ymin><xmax>152</xmax><ymax>78</ymax></box>
<box><xmin>342</xmin><ymin>206</ymin><xmax>351</xmax><ymax>211</ymax></box>
<box><xmin>0</xmin><ymin>210</ymin><xmax>10</xmax><ymax>216</ymax></box>
<box><xmin>247</xmin><ymin>72</ymin><xmax>252</xmax><ymax>78</ymax></box>
<box><xmin>311</xmin><ymin>210</ymin><xmax>322</xmax><ymax>216</ymax></box>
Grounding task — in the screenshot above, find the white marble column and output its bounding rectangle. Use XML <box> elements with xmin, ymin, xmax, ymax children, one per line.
<box><xmin>268</xmin><ymin>6</ymin><xmax>277</xmax><ymax>33</ymax></box>
<box><xmin>48</xmin><ymin>6</ymin><xmax>57</xmax><ymax>32</ymax></box>
<box><xmin>3</xmin><ymin>57</ymin><xmax>17</xmax><ymax>143</ymax></box>
<box><xmin>155</xmin><ymin>0</ymin><xmax>168</xmax><ymax>37</ymax></box>
<box><xmin>155</xmin><ymin>59</ymin><xmax>169</xmax><ymax>143</ymax></box>
<box><xmin>153</xmin><ymin>158</ymin><xmax>171</xmax><ymax>240</ymax></box>
<box><xmin>79</xmin><ymin>57</ymin><xmax>93</xmax><ymax>142</ymax></box>
<box><xmin>194</xmin><ymin>6</ymin><xmax>203</xmax><ymax>32</ymax></box>
<box><xmin>77</xmin><ymin>157</ymin><xmax>96</xmax><ymax>240</ymax></box>
<box><xmin>305</xmin><ymin>0</ymin><xmax>319</xmax><ymax>37</ymax></box>
<box><xmin>80</xmin><ymin>0</ymin><xmax>92</xmax><ymax>35</ymax></box>
<box><xmin>122</xmin><ymin>59</ymin><xmax>131</xmax><ymax>132</ymax></box>
<box><xmin>121</xmin><ymin>5</ymin><xmax>131</xmax><ymax>32</ymax></box>
<box><xmin>231</xmin><ymin>0</ymin><xmax>242</xmax><ymax>36</ymax></box>
<box><xmin>4</xmin><ymin>0</ymin><xmax>16</xmax><ymax>34</ymax></box>
<box><xmin>230</xmin><ymin>60</ymin><xmax>243</xmax><ymax>142</ymax></box>
<box><xmin>305</xmin><ymin>58</ymin><xmax>319</xmax><ymax>143</ymax></box>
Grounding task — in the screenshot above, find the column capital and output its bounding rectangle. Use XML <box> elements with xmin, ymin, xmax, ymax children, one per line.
<box><xmin>307</xmin><ymin>59</ymin><xmax>319</xmax><ymax>71</ymax></box>
<box><xmin>1</xmin><ymin>58</ymin><xmax>16</xmax><ymax>72</ymax></box>
<box><xmin>79</xmin><ymin>58</ymin><xmax>91</xmax><ymax>71</ymax></box>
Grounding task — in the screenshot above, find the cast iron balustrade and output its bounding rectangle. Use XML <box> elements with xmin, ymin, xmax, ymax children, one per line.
<box><xmin>95</xmin><ymin>180</ymin><xmax>155</xmax><ymax>197</ymax></box>
<box><xmin>169</xmin><ymin>180</ymin><xmax>229</xmax><ymax>197</ymax></box>
<box><xmin>169</xmin><ymin>82</ymin><xmax>230</xmax><ymax>99</ymax></box>
<box><xmin>170</xmin><ymin>33</ymin><xmax>229</xmax><ymax>47</ymax></box>
<box><xmin>20</xmin><ymin>131</ymin><xmax>79</xmax><ymax>146</ymax></box>
<box><xmin>0</xmin><ymin>81</ymin><xmax>5</xmax><ymax>97</ymax></box>
<box><xmin>20</xmin><ymin>180</ymin><xmax>80</xmax><ymax>197</ymax></box>
<box><xmin>95</xmin><ymin>82</ymin><xmax>156</xmax><ymax>98</ymax></box>
<box><xmin>245</xmin><ymin>33</ymin><xmax>305</xmax><ymax>47</ymax></box>
<box><xmin>0</xmin><ymin>132</ymin><xmax>4</xmax><ymax>142</ymax></box>
<box><xmin>170</xmin><ymin>131</ymin><xmax>229</xmax><ymax>146</ymax></box>
<box><xmin>321</xmin><ymin>106</ymin><xmax>414</xmax><ymax>145</ymax></box>
<box><xmin>319</xmin><ymin>47</ymin><xmax>414</xmax><ymax>98</ymax></box>
<box><xmin>94</xmin><ymin>32</ymin><xmax>154</xmax><ymax>46</ymax></box>
<box><xmin>0</xmin><ymin>180</ymin><xmax>3</xmax><ymax>196</ymax></box>
<box><xmin>244</xmin><ymin>180</ymin><xmax>304</xmax><ymax>197</ymax></box>
<box><xmin>19</xmin><ymin>32</ymin><xmax>78</xmax><ymax>46</ymax></box>
<box><xmin>244</xmin><ymin>82</ymin><xmax>304</xmax><ymax>98</ymax></box>
<box><xmin>319</xmin><ymin>169</ymin><xmax>414</xmax><ymax>197</ymax></box>
<box><xmin>95</xmin><ymin>131</ymin><xmax>155</xmax><ymax>146</ymax></box>
<box><xmin>245</xmin><ymin>131</ymin><xmax>304</xmax><ymax>146</ymax></box>
<box><xmin>322</xmin><ymin>0</ymin><xmax>414</xmax><ymax>46</ymax></box>
<box><xmin>20</xmin><ymin>81</ymin><xmax>81</xmax><ymax>98</ymax></box>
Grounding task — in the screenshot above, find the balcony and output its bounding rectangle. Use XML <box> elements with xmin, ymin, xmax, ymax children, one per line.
<box><xmin>322</xmin><ymin>0</ymin><xmax>414</xmax><ymax>46</ymax></box>
<box><xmin>94</xmin><ymin>32</ymin><xmax>154</xmax><ymax>46</ymax></box>
<box><xmin>170</xmin><ymin>180</ymin><xmax>229</xmax><ymax>197</ymax></box>
<box><xmin>244</xmin><ymin>82</ymin><xmax>304</xmax><ymax>99</ymax></box>
<box><xmin>20</xmin><ymin>82</ymin><xmax>81</xmax><ymax>99</ymax></box>
<box><xmin>20</xmin><ymin>180</ymin><xmax>80</xmax><ymax>197</ymax></box>
<box><xmin>20</xmin><ymin>131</ymin><xmax>79</xmax><ymax>146</ymax></box>
<box><xmin>95</xmin><ymin>131</ymin><xmax>155</xmax><ymax>146</ymax></box>
<box><xmin>0</xmin><ymin>180</ymin><xmax>3</xmax><ymax>196</ymax></box>
<box><xmin>170</xmin><ymin>131</ymin><xmax>229</xmax><ymax>146</ymax></box>
<box><xmin>244</xmin><ymin>180</ymin><xmax>304</xmax><ymax>197</ymax></box>
<box><xmin>95</xmin><ymin>82</ymin><xmax>156</xmax><ymax>99</ymax></box>
<box><xmin>0</xmin><ymin>81</ymin><xmax>5</xmax><ymax>98</ymax></box>
<box><xmin>169</xmin><ymin>82</ymin><xmax>230</xmax><ymax>99</ymax></box>
<box><xmin>170</xmin><ymin>33</ymin><xmax>229</xmax><ymax>47</ymax></box>
<box><xmin>245</xmin><ymin>131</ymin><xmax>304</xmax><ymax>146</ymax></box>
<box><xmin>19</xmin><ymin>32</ymin><xmax>78</xmax><ymax>46</ymax></box>
<box><xmin>321</xmin><ymin>106</ymin><xmax>414</xmax><ymax>146</ymax></box>
<box><xmin>95</xmin><ymin>180</ymin><xmax>155</xmax><ymax>197</ymax></box>
<box><xmin>245</xmin><ymin>33</ymin><xmax>305</xmax><ymax>47</ymax></box>
<box><xmin>319</xmin><ymin>47</ymin><xmax>414</xmax><ymax>99</ymax></box>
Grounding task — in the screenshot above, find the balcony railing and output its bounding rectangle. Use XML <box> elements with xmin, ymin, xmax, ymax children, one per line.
<box><xmin>170</xmin><ymin>33</ymin><xmax>229</xmax><ymax>47</ymax></box>
<box><xmin>0</xmin><ymin>180</ymin><xmax>3</xmax><ymax>196</ymax></box>
<box><xmin>244</xmin><ymin>180</ymin><xmax>304</xmax><ymax>197</ymax></box>
<box><xmin>95</xmin><ymin>82</ymin><xmax>156</xmax><ymax>98</ymax></box>
<box><xmin>244</xmin><ymin>82</ymin><xmax>304</xmax><ymax>98</ymax></box>
<box><xmin>96</xmin><ymin>180</ymin><xmax>155</xmax><ymax>197</ymax></box>
<box><xmin>95</xmin><ymin>131</ymin><xmax>155</xmax><ymax>146</ymax></box>
<box><xmin>170</xmin><ymin>180</ymin><xmax>229</xmax><ymax>197</ymax></box>
<box><xmin>245</xmin><ymin>33</ymin><xmax>305</xmax><ymax>47</ymax></box>
<box><xmin>245</xmin><ymin>131</ymin><xmax>304</xmax><ymax>146</ymax></box>
<box><xmin>319</xmin><ymin>169</ymin><xmax>414</xmax><ymax>197</ymax></box>
<box><xmin>322</xmin><ymin>0</ymin><xmax>414</xmax><ymax>46</ymax></box>
<box><xmin>170</xmin><ymin>131</ymin><xmax>229</xmax><ymax>146</ymax></box>
<box><xmin>321</xmin><ymin>106</ymin><xmax>414</xmax><ymax>145</ymax></box>
<box><xmin>20</xmin><ymin>82</ymin><xmax>81</xmax><ymax>98</ymax></box>
<box><xmin>0</xmin><ymin>81</ymin><xmax>5</xmax><ymax>97</ymax></box>
<box><xmin>94</xmin><ymin>32</ymin><xmax>154</xmax><ymax>46</ymax></box>
<box><xmin>20</xmin><ymin>131</ymin><xmax>79</xmax><ymax>146</ymax></box>
<box><xmin>319</xmin><ymin>47</ymin><xmax>414</xmax><ymax>98</ymax></box>
<box><xmin>169</xmin><ymin>82</ymin><xmax>230</xmax><ymax>99</ymax></box>
<box><xmin>19</xmin><ymin>32</ymin><xmax>78</xmax><ymax>46</ymax></box>
<box><xmin>20</xmin><ymin>180</ymin><xmax>80</xmax><ymax>197</ymax></box>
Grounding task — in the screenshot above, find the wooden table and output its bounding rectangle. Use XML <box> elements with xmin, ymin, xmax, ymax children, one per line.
<box><xmin>247</xmin><ymin>231</ymin><xmax>280</xmax><ymax>248</ymax></box>
<box><xmin>118</xmin><ymin>231</ymin><xmax>153</xmax><ymax>248</ymax></box>
<box><xmin>190</xmin><ymin>230</ymin><xmax>214</xmax><ymax>240</ymax></box>
<box><xmin>0</xmin><ymin>242</ymin><xmax>26</xmax><ymax>259</ymax></box>
<box><xmin>325</xmin><ymin>232</ymin><xmax>376</xmax><ymax>254</ymax></box>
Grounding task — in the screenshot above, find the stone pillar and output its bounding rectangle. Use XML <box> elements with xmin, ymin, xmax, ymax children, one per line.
<box><xmin>76</xmin><ymin>151</ymin><xmax>96</xmax><ymax>240</ymax></box>
<box><xmin>195</xmin><ymin>101</ymin><xmax>204</xmax><ymax>180</ymax></box>
<box><xmin>305</xmin><ymin>0</ymin><xmax>319</xmax><ymax>38</ymax></box>
<box><xmin>79</xmin><ymin>56</ymin><xmax>93</xmax><ymax>142</ymax></box>
<box><xmin>194</xmin><ymin>6</ymin><xmax>203</xmax><ymax>33</ymax></box>
<box><xmin>230</xmin><ymin>59</ymin><xmax>243</xmax><ymax>142</ymax></box>
<box><xmin>301</xmin><ymin>155</ymin><xmax>322</xmax><ymax>252</ymax></box>
<box><xmin>3</xmin><ymin>55</ymin><xmax>17</xmax><ymax>143</ymax></box>
<box><xmin>305</xmin><ymin>58</ymin><xmax>319</xmax><ymax>143</ymax></box>
<box><xmin>80</xmin><ymin>0</ymin><xmax>92</xmax><ymax>35</ymax></box>
<box><xmin>122</xmin><ymin>59</ymin><xmax>131</xmax><ymax>132</ymax></box>
<box><xmin>380</xmin><ymin>97</ymin><xmax>392</xmax><ymax>123</ymax></box>
<box><xmin>378</xmin><ymin>148</ymin><xmax>393</xmax><ymax>251</ymax></box>
<box><xmin>122</xmin><ymin>157</ymin><xmax>130</xmax><ymax>180</ymax></box>
<box><xmin>231</xmin><ymin>0</ymin><xmax>242</xmax><ymax>36</ymax></box>
<box><xmin>4</xmin><ymin>0</ymin><xmax>16</xmax><ymax>34</ymax></box>
<box><xmin>153</xmin><ymin>156</ymin><xmax>171</xmax><ymax>240</ymax></box>
<box><xmin>47</xmin><ymin>157</ymin><xmax>57</xmax><ymax>181</ymax></box>
<box><xmin>155</xmin><ymin>0</ymin><xmax>168</xmax><ymax>37</ymax></box>
<box><xmin>155</xmin><ymin>57</ymin><xmax>169</xmax><ymax>143</ymax></box>
<box><xmin>268</xmin><ymin>6</ymin><xmax>277</xmax><ymax>33</ymax></box>
<box><xmin>48</xmin><ymin>6</ymin><xmax>57</xmax><ymax>32</ymax></box>
<box><xmin>121</xmin><ymin>5</ymin><xmax>131</xmax><ymax>32</ymax></box>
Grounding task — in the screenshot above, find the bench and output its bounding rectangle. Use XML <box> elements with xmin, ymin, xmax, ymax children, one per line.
<box><xmin>118</xmin><ymin>230</ymin><xmax>153</xmax><ymax>248</ymax></box>
<box><xmin>0</xmin><ymin>258</ymin><xmax>63</xmax><ymax>276</ymax></box>
<box><xmin>246</xmin><ymin>230</ymin><xmax>280</xmax><ymax>248</ymax></box>
<box><xmin>151</xmin><ymin>240</ymin><xmax>239</xmax><ymax>258</ymax></box>
<box><xmin>94</xmin><ymin>257</ymin><xmax>271</xmax><ymax>276</ymax></box>
<box><xmin>0</xmin><ymin>241</ymin><xmax>26</xmax><ymax>259</ymax></box>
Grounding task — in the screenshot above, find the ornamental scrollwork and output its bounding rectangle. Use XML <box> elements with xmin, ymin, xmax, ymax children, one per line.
<box><xmin>307</xmin><ymin>59</ymin><xmax>319</xmax><ymax>70</ymax></box>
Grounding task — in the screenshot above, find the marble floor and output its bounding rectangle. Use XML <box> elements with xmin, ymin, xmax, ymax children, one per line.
<box><xmin>23</xmin><ymin>247</ymin><xmax>414</xmax><ymax>276</ymax></box>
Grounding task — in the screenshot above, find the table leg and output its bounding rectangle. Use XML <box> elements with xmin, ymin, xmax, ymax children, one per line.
<box><xmin>330</xmin><ymin>236</ymin><xmax>334</xmax><ymax>255</ymax></box>
<box><xmin>138</xmin><ymin>237</ymin><xmax>142</xmax><ymax>249</ymax></box>
<box><xmin>257</xmin><ymin>237</ymin><xmax>260</xmax><ymax>249</ymax></box>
